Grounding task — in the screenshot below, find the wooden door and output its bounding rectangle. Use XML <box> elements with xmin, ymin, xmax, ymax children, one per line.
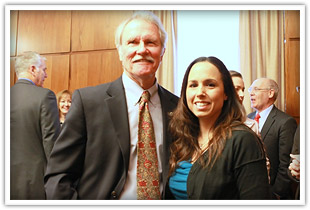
<box><xmin>284</xmin><ymin>10</ymin><xmax>300</xmax><ymax>124</ymax></box>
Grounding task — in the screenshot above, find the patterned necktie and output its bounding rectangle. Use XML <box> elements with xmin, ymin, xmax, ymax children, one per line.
<box><xmin>137</xmin><ymin>91</ymin><xmax>160</xmax><ymax>200</ymax></box>
<box><xmin>254</xmin><ymin>113</ymin><xmax>261</xmax><ymax>124</ymax></box>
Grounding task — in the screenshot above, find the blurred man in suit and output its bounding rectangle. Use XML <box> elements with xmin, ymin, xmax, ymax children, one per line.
<box><xmin>10</xmin><ymin>51</ymin><xmax>61</xmax><ymax>199</ymax></box>
<box><xmin>248</xmin><ymin>78</ymin><xmax>297</xmax><ymax>199</ymax></box>
<box><xmin>44</xmin><ymin>11</ymin><xmax>179</xmax><ymax>199</ymax></box>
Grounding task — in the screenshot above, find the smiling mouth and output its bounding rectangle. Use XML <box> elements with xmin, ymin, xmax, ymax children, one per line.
<box><xmin>194</xmin><ymin>102</ymin><xmax>210</xmax><ymax>109</ymax></box>
<box><xmin>133</xmin><ymin>59</ymin><xmax>154</xmax><ymax>63</ymax></box>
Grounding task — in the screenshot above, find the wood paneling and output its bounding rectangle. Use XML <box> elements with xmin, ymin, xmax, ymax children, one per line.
<box><xmin>285</xmin><ymin>10</ymin><xmax>300</xmax><ymax>38</ymax></box>
<box><xmin>17</xmin><ymin>11</ymin><xmax>71</xmax><ymax>55</ymax></box>
<box><xmin>284</xmin><ymin>10</ymin><xmax>300</xmax><ymax>124</ymax></box>
<box><xmin>70</xmin><ymin>50</ymin><xmax>123</xmax><ymax>92</ymax></box>
<box><xmin>71</xmin><ymin>10</ymin><xmax>134</xmax><ymax>51</ymax></box>
<box><xmin>10</xmin><ymin>11</ymin><xmax>18</xmax><ymax>56</ymax></box>
<box><xmin>43</xmin><ymin>55</ymin><xmax>70</xmax><ymax>94</ymax></box>
<box><xmin>285</xmin><ymin>41</ymin><xmax>300</xmax><ymax>119</ymax></box>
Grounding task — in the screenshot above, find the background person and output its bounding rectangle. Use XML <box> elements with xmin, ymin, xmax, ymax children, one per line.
<box><xmin>229</xmin><ymin>70</ymin><xmax>259</xmax><ymax>135</ymax></box>
<box><xmin>248</xmin><ymin>78</ymin><xmax>297</xmax><ymax>199</ymax></box>
<box><xmin>10</xmin><ymin>51</ymin><xmax>61</xmax><ymax>199</ymax></box>
<box><xmin>56</xmin><ymin>90</ymin><xmax>72</xmax><ymax>126</ymax></box>
<box><xmin>288</xmin><ymin>125</ymin><xmax>300</xmax><ymax>199</ymax></box>
<box><xmin>166</xmin><ymin>56</ymin><xmax>271</xmax><ymax>200</ymax></box>
<box><xmin>229</xmin><ymin>70</ymin><xmax>270</xmax><ymax>182</ymax></box>
<box><xmin>44</xmin><ymin>11</ymin><xmax>178</xmax><ymax>200</ymax></box>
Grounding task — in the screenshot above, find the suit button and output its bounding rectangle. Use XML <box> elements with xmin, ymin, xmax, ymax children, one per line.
<box><xmin>111</xmin><ymin>191</ymin><xmax>117</xmax><ymax>199</ymax></box>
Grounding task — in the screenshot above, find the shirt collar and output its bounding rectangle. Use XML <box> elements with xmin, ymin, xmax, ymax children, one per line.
<box><xmin>122</xmin><ymin>72</ymin><xmax>158</xmax><ymax>106</ymax></box>
<box><xmin>257</xmin><ymin>104</ymin><xmax>274</xmax><ymax>121</ymax></box>
<box><xmin>19</xmin><ymin>78</ymin><xmax>35</xmax><ymax>86</ymax></box>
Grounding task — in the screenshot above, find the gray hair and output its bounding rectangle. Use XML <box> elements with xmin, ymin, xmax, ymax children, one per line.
<box><xmin>15</xmin><ymin>51</ymin><xmax>46</xmax><ymax>78</ymax></box>
<box><xmin>115</xmin><ymin>11</ymin><xmax>167</xmax><ymax>53</ymax></box>
<box><xmin>267</xmin><ymin>78</ymin><xmax>279</xmax><ymax>100</ymax></box>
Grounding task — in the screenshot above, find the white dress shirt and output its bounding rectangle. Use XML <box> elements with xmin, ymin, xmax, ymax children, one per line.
<box><xmin>256</xmin><ymin>104</ymin><xmax>274</xmax><ymax>133</ymax></box>
<box><xmin>119</xmin><ymin>72</ymin><xmax>163</xmax><ymax>199</ymax></box>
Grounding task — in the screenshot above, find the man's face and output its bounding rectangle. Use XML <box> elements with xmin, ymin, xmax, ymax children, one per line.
<box><xmin>33</xmin><ymin>58</ymin><xmax>47</xmax><ymax>87</ymax></box>
<box><xmin>118</xmin><ymin>19</ymin><xmax>164</xmax><ymax>84</ymax></box>
<box><xmin>249</xmin><ymin>79</ymin><xmax>273</xmax><ymax>112</ymax></box>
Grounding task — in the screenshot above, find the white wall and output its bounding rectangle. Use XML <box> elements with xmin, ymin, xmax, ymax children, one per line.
<box><xmin>175</xmin><ymin>10</ymin><xmax>240</xmax><ymax>96</ymax></box>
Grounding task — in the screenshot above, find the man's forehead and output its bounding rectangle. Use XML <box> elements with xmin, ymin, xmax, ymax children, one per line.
<box><xmin>253</xmin><ymin>78</ymin><xmax>269</xmax><ymax>87</ymax></box>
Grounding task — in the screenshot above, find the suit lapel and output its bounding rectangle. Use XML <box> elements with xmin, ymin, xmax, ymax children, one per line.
<box><xmin>157</xmin><ymin>85</ymin><xmax>178</xmax><ymax>185</ymax></box>
<box><xmin>261</xmin><ymin>106</ymin><xmax>277</xmax><ymax>141</ymax></box>
<box><xmin>105</xmin><ymin>77</ymin><xmax>130</xmax><ymax>172</ymax></box>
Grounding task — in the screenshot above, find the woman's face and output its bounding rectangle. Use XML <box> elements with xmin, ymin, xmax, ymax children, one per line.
<box><xmin>231</xmin><ymin>76</ymin><xmax>245</xmax><ymax>104</ymax></box>
<box><xmin>59</xmin><ymin>93</ymin><xmax>72</xmax><ymax>115</ymax></box>
<box><xmin>186</xmin><ymin>61</ymin><xmax>227</xmax><ymax>123</ymax></box>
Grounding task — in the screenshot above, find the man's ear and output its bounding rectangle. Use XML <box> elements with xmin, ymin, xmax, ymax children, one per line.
<box><xmin>117</xmin><ymin>47</ymin><xmax>123</xmax><ymax>61</ymax></box>
<box><xmin>269</xmin><ymin>89</ymin><xmax>275</xmax><ymax>99</ymax></box>
<box><xmin>160</xmin><ymin>48</ymin><xmax>166</xmax><ymax>60</ymax></box>
<box><xmin>28</xmin><ymin>65</ymin><xmax>36</xmax><ymax>76</ymax></box>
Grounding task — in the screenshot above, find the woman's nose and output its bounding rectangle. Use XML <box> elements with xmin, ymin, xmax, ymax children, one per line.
<box><xmin>197</xmin><ymin>86</ymin><xmax>206</xmax><ymax>96</ymax></box>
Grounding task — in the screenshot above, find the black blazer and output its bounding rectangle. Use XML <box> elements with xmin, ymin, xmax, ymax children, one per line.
<box><xmin>248</xmin><ymin>106</ymin><xmax>297</xmax><ymax>199</ymax></box>
<box><xmin>10</xmin><ymin>79</ymin><xmax>60</xmax><ymax>199</ymax></box>
<box><xmin>44</xmin><ymin>77</ymin><xmax>179</xmax><ymax>199</ymax></box>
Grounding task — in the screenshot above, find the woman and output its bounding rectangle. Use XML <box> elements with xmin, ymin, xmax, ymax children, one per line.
<box><xmin>229</xmin><ymin>70</ymin><xmax>259</xmax><ymax>135</ymax></box>
<box><xmin>229</xmin><ymin>70</ymin><xmax>270</xmax><ymax>182</ymax></box>
<box><xmin>166</xmin><ymin>56</ymin><xmax>271</xmax><ymax>200</ymax></box>
<box><xmin>56</xmin><ymin>90</ymin><xmax>72</xmax><ymax>126</ymax></box>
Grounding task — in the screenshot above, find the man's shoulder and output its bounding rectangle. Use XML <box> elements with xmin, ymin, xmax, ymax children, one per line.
<box><xmin>272</xmin><ymin>106</ymin><xmax>295</xmax><ymax>121</ymax></box>
<box><xmin>75</xmin><ymin>78</ymin><xmax>123</xmax><ymax>99</ymax></box>
<box><xmin>158</xmin><ymin>85</ymin><xmax>179</xmax><ymax>102</ymax></box>
<box><xmin>12</xmin><ymin>81</ymin><xmax>55</xmax><ymax>96</ymax></box>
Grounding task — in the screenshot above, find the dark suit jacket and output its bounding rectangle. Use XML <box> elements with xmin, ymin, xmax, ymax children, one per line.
<box><xmin>10</xmin><ymin>79</ymin><xmax>61</xmax><ymax>199</ymax></box>
<box><xmin>287</xmin><ymin>125</ymin><xmax>300</xmax><ymax>199</ymax></box>
<box><xmin>44</xmin><ymin>77</ymin><xmax>179</xmax><ymax>199</ymax></box>
<box><xmin>248</xmin><ymin>106</ymin><xmax>297</xmax><ymax>199</ymax></box>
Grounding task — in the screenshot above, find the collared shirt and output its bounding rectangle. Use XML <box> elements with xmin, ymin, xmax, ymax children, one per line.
<box><xmin>119</xmin><ymin>72</ymin><xmax>163</xmax><ymax>200</ymax></box>
<box><xmin>18</xmin><ymin>78</ymin><xmax>35</xmax><ymax>85</ymax></box>
<box><xmin>256</xmin><ymin>104</ymin><xmax>274</xmax><ymax>133</ymax></box>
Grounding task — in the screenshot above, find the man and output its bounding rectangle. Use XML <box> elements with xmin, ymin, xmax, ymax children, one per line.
<box><xmin>44</xmin><ymin>11</ymin><xmax>178</xmax><ymax>200</ymax></box>
<box><xmin>10</xmin><ymin>51</ymin><xmax>61</xmax><ymax>199</ymax></box>
<box><xmin>248</xmin><ymin>78</ymin><xmax>297</xmax><ymax>199</ymax></box>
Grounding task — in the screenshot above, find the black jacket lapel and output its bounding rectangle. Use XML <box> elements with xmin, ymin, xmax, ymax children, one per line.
<box><xmin>105</xmin><ymin>77</ymin><xmax>130</xmax><ymax>173</ymax></box>
<box><xmin>261</xmin><ymin>106</ymin><xmax>277</xmax><ymax>141</ymax></box>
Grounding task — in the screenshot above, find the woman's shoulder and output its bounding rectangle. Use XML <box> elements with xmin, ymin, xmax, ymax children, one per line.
<box><xmin>229</xmin><ymin>125</ymin><xmax>261</xmax><ymax>149</ymax></box>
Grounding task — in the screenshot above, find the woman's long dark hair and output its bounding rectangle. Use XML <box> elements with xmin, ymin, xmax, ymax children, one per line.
<box><xmin>168</xmin><ymin>56</ymin><xmax>247</xmax><ymax>176</ymax></box>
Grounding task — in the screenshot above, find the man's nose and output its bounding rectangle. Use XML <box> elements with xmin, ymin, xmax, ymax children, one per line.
<box><xmin>136</xmin><ymin>41</ymin><xmax>147</xmax><ymax>54</ymax></box>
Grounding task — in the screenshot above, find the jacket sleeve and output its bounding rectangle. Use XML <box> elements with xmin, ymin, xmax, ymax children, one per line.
<box><xmin>40</xmin><ymin>90</ymin><xmax>61</xmax><ymax>159</ymax></box>
<box><xmin>234</xmin><ymin>131</ymin><xmax>272</xmax><ymax>199</ymax></box>
<box><xmin>44</xmin><ymin>90</ymin><xmax>86</xmax><ymax>199</ymax></box>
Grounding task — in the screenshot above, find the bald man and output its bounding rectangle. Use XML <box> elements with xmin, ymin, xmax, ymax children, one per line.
<box><xmin>248</xmin><ymin>78</ymin><xmax>297</xmax><ymax>199</ymax></box>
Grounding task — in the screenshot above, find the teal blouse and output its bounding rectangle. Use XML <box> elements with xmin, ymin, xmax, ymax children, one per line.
<box><xmin>168</xmin><ymin>160</ymin><xmax>193</xmax><ymax>199</ymax></box>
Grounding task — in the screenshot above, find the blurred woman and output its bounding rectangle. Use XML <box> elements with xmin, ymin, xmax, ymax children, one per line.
<box><xmin>229</xmin><ymin>70</ymin><xmax>270</xmax><ymax>182</ymax></box>
<box><xmin>229</xmin><ymin>70</ymin><xmax>259</xmax><ymax>135</ymax></box>
<box><xmin>166</xmin><ymin>56</ymin><xmax>271</xmax><ymax>200</ymax></box>
<box><xmin>56</xmin><ymin>90</ymin><xmax>72</xmax><ymax>126</ymax></box>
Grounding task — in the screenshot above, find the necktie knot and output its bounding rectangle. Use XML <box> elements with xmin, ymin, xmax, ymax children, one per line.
<box><xmin>254</xmin><ymin>113</ymin><xmax>261</xmax><ymax>123</ymax></box>
<box><xmin>140</xmin><ymin>91</ymin><xmax>151</xmax><ymax>104</ymax></box>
